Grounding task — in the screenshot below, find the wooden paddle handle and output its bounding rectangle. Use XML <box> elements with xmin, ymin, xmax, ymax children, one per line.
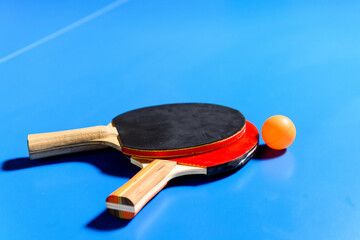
<box><xmin>28</xmin><ymin>126</ymin><xmax>118</xmax><ymax>159</ymax></box>
<box><xmin>106</xmin><ymin>160</ymin><xmax>177</xmax><ymax>219</ymax></box>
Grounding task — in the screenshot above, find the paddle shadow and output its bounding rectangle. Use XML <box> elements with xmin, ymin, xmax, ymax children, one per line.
<box><xmin>87</xmin><ymin>210</ymin><xmax>130</xmax><ymax>230</ymax></box>
<box><xmin>2</xmin><ymin>148</ymin><xmax>139</xmax><ymax>178</ymax></box>
<box><xmin>2</xmin><ymin>145</ymin><xmax>277</xmax><ymax>230</ymax></box>
<box><xmin>2</xmin><ymin>149</ymin><xmax>137</xmax><ymax>230</ymax></box>
<box><xmin>166</xmin><ymin>165</ymin><xmax>242</xmax><ymax>188</ymax></box>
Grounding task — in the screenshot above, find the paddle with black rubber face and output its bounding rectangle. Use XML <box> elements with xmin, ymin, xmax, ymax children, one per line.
<box><xmin>106</xmin><ymin>121</ymin><xmax>259</xmax><ymax>219</ymax></box>
<box><xmin>27</xmin><ymin>103</ymin><xmax>246</xmax><ymax>159</ymax></box>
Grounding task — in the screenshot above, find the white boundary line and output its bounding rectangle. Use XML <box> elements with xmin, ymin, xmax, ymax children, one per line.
<box><xmin>0</xmin><ymin>0</ymin><xmax>129</xmax><ymax>64</ymax></box>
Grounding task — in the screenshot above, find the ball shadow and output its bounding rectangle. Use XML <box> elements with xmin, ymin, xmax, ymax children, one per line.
<box><xmin>252</xmin><ymin>144</ymin><xmax>287</xmax><ymax>160</ymax></box>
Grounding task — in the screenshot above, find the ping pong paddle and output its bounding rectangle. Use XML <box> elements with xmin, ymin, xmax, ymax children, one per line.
<box><xmin>106</xmin><ymin>120</ymin><xmax>259</xmax><ymax>219</ymax></box>
<box><xmin>28</xmin><ymin>103</ymin><xmax>246</xmax><ymax>159</ymax></box>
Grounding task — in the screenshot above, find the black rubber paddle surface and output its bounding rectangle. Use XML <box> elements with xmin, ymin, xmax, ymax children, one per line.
<box><xmin>112</xmin><ymin>103</ymin><xmax>245</xmax><ymax>151</ymax></box>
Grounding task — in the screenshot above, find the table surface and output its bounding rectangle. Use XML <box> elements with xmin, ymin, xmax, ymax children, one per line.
<box><xmin>1</xmin><ymin>0</ymin><xmax>360</xmax><ymax>239</ymax></box>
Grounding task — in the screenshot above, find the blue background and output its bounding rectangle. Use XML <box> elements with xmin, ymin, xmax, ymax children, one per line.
<box><xmin>1</xmin><ymin>0</ymin><xmax>360</xmax><ymax>239</ymax></box>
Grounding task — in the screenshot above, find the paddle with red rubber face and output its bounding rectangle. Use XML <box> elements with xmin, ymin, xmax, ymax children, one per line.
<box><xmin>27</xmin><ymin>103</ymin><xmax>246</xmax><ymax>160</ymax></box>
<box><xmin>106</xmin><ymin>121</ymin><xmax>259</xmax><ymax>219</ymax></box>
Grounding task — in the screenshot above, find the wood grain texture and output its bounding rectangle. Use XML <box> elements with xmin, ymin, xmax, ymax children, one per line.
<box><xmin>106</xmin><ymin>159</ymin><xmax>206</xmax><ymax>219</ymax></box>
<box><xmin>27</xmin><ymin>123</ymin><xmax>119</xmax><ymax>159</ymax></box>
<box><xmin>106</xmin><ymin>160</ymin><xmax>176</xmax><ymax>218</ymax></box>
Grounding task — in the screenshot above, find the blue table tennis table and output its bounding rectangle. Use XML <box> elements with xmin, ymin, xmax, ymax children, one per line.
<box><xmin>1</xmin><ymin>0</ymin><xmax>360</xmax><ymax>239</ymax></box>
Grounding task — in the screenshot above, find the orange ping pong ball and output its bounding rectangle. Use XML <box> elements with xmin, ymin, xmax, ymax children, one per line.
<box><xmin>261</xmin><ymin>115</ymin><xmax>296</xmax><ymax>150</ymax></box>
